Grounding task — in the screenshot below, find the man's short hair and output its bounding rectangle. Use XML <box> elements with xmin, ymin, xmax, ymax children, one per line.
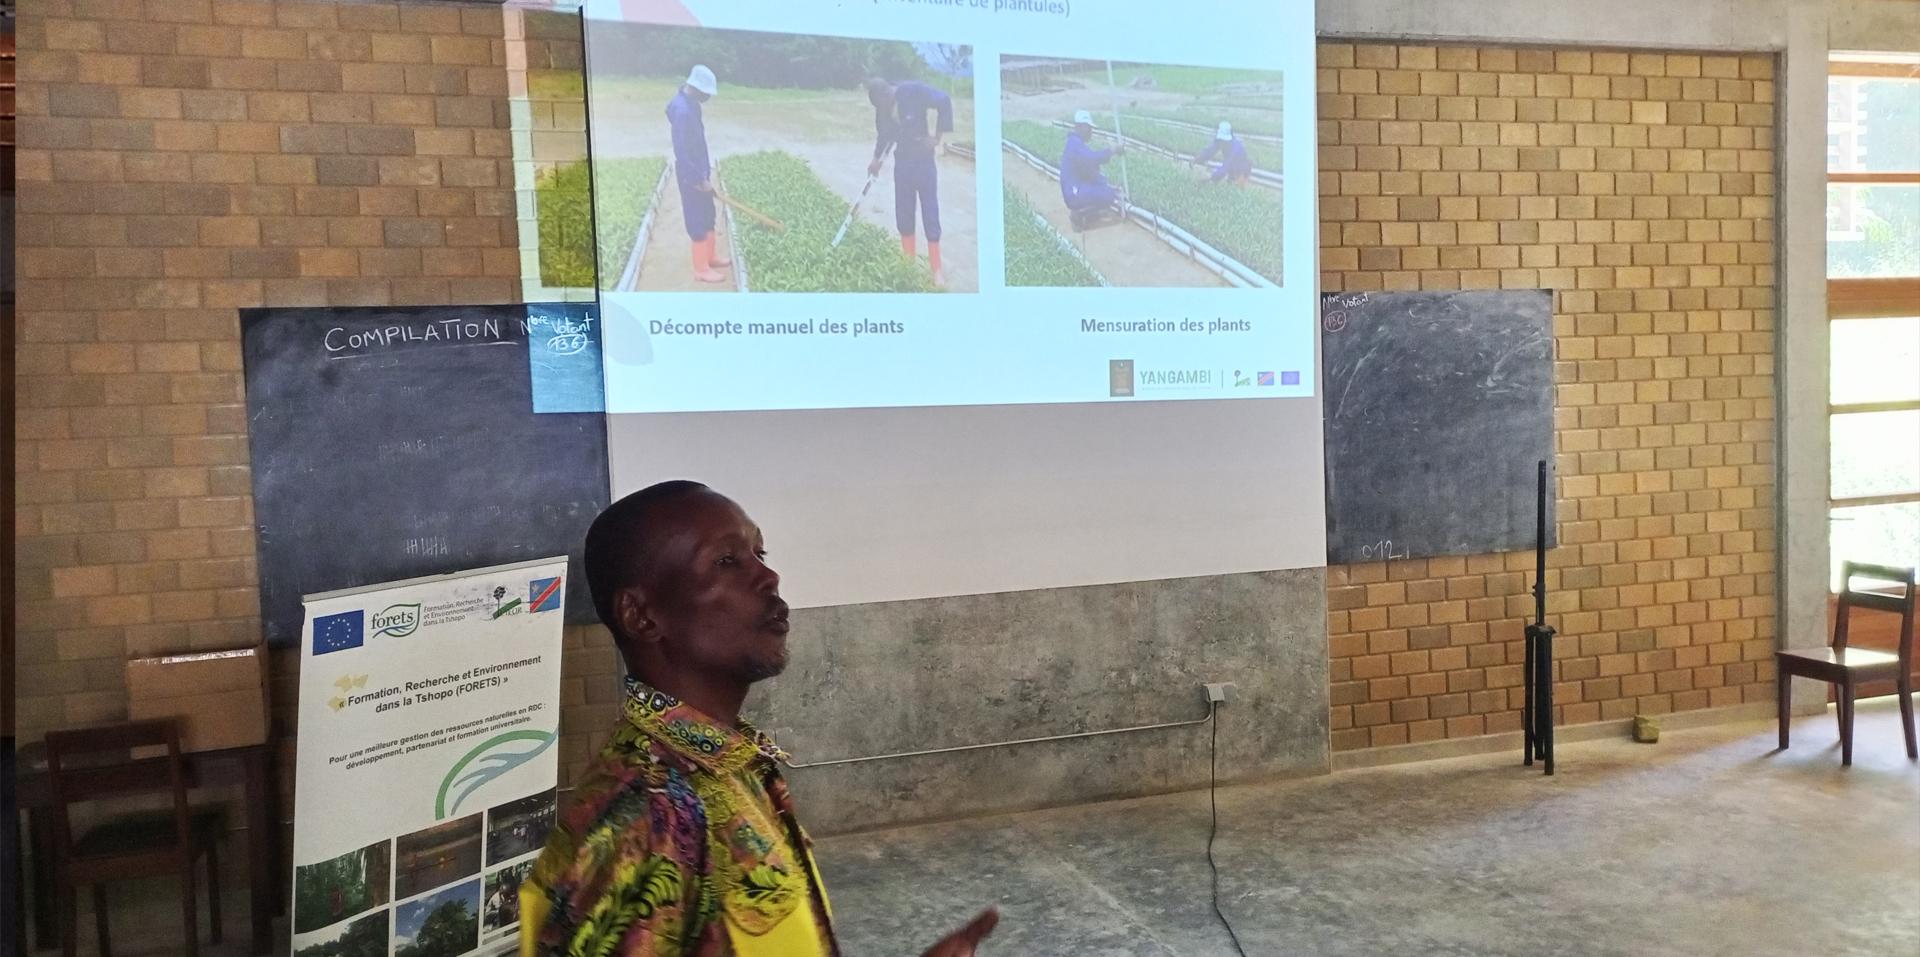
<box><xmin>584</xmin><ymin>480</ymin><xmax>711</xmax><ymax>638</ymax></box>
<box><xmin>866</xmin><ymin>76</ymin><xmax>894</xmax><ymax>107</ymax></box>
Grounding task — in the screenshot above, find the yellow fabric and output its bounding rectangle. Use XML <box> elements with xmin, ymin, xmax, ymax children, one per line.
<box><xmin>518</xmin><ymin>883</ymin><xmax>549</xmax><ymax>957</ymax></box>
<box><xmin>724</xmin><ymin>893</ymin><xmax>829</xmax><ymax>956</ymax></box>
<box><xmin>518</xmin><ymin>679</ymin><xmax>838</xmax><ymax>955</ymax></box>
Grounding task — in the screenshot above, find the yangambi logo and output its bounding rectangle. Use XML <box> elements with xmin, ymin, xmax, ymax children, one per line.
<box><xmin>371</xmin><ymin>603</ymin><xmax>422</xmax><ymax>638</ymax></box>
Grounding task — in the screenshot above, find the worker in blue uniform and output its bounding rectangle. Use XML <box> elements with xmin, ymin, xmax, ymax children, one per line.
<box><xmin>867</xmin><ymin>77</ymin><xmax>954</xmax><ymax>287</ymax></box>
<box><xmin>1191</xmin><ymin>121</ymin><xmax>1253</xmax><ymax>185</ymax></box>
<box><xmin>1060</xmin><ymin>109</ymin><xmax>1126</xmax><ymax>229</ymax></box>
<box><xmin>666</xmin><ymin>64</ymin><xmax>730</xmax><ymax>284</ymax></box>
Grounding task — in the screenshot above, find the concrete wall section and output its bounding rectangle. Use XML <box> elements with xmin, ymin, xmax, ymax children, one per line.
<box><xmin>1318</xmin><ymin>0</ymin><xmax>1793</xmax><ymax>51</ymax></box>
<box><xmin>1828</xmin><ymin>0</ymin><xmax>1920</xmax><ymax>52</ymax></box>
<box><xmin>756</xmin><ymin>569</ymin><xmax>1330</xmax><ymax>834</ymax></box>
<box><xmin>1778</xmin><ymin>0</ymin><xmax>1834</xmax><ymax>713</ymax></box>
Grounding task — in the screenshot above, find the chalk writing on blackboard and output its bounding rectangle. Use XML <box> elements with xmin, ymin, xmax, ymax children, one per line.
<box><xmin>529</xmin><ymin>309</ymin><xmax>598</xmax><ymax>355</ymax></box>
<box><xmin>1358</xmin><ymin>539</ymin><xmax>1411</xmax><ymax>561</ymax></box>
<box><xmin>324</xmin><ymin>316</ymin><xmax>510</xmax><ymax>355</ymax></box>
<box><xmin>1322</xmin><ymin>292</ymin><xmax>1370</xmax><ymax>333</ymax></box>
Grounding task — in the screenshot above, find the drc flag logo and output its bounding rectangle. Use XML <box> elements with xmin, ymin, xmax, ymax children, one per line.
<box><xmin>529</xmin><ymin>577</ymin><xmax>563</xmax><ymax>614</ymax></box>
<box><xmin>313</xmin><ymin>611</ymin><xmax>365</xmax><ymax>656</ymax></box>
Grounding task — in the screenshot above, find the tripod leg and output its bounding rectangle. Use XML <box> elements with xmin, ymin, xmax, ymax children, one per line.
<box><xmin>1536</xmin><ymin>630</ymin><xmax>1551</xmax><ymax>772</ymax></box>
<box><xmin>1522</xmin><ymin>631</ymin><xmax>1535</xmax><ymax>765</ymax></box>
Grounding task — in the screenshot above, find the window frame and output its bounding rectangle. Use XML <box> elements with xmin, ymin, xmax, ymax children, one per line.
<box><xmin>1827</xmin><ymin>56</ymin><xmax>1920</xmax><ymax>587</ymax></box>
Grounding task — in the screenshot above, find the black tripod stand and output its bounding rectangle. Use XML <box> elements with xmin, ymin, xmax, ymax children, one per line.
<box><xmin>1522</xmin><ymin>459</ymin><xmax>1557</xmax><ymax>775</ymax></box>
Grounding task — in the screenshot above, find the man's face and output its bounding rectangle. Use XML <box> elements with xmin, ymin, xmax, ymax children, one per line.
<box><xmin>1073</xmin><ymin>122</ymin><xmax>1092</xmax><ymax>137</ymax></box>
<box><xmin>635</xmin><ymin>490</ymin><xmax>790</xmax><ymax>685</ymax></box>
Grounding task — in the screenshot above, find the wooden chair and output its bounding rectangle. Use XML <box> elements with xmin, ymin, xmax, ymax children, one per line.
<box><xmin>43</xmin><ymin>719</ymin><xmax>226</xmax><ymax>957</ymax></box>
<box><xmin>1775</xmin><ymin>562</ymin><xmax>1918</xmax><ymax>766</ymax></box>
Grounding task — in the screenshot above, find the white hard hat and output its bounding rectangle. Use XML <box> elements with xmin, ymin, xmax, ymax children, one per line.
<box><xmin>686</xmin><ymin>64</ymin><xmax>717</xmax><ymax>96</ymax></box>
<box><xmin>1216</xmin><ymin>121</ymin><xmax>1232</xmax><ymax>140</ymax></box>
<box><xmin>1073</xmin><ymin>109</ymin><xmax>1094</xmax><ymax>125</ymax></box>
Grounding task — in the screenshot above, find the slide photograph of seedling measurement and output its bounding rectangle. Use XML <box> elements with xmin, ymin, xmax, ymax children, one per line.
<box><xmin>580</xmin><ymin>21</ymin><xmax>977</xmax><ymax>293</ymax></box>
<box><xmin>1001</xmin><ymin>57</ymin><xmax>1283</xmax><ymax>288</ymax></box>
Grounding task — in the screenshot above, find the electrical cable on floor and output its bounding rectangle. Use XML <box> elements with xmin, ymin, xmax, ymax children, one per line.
<box><xmin>1208</xmin><ymin>702</ymin><xmax>1250</xmax><ymax>956</ymax></box>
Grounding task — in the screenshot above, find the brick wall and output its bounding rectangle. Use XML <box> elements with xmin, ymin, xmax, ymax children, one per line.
<box><xmin>1319</xmin><ymin>43</ymin><xmax>1778</xmax><ymax>751</ymax></box>
<box><xmin>11</xmin><ymin>0</ymin><xmax>522</xmax><ymax>755</ymax></box>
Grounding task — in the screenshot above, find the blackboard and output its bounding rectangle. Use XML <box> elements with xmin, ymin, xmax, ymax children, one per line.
<box><xmin>242</xmin><ymin>304</ymin><xmax>608</xmax><ymax>646</ymax></box>
<box><xmin>1321</xmin><ymin>290</ymin><xmax>1555</xmax><ymax>564</ymax></box>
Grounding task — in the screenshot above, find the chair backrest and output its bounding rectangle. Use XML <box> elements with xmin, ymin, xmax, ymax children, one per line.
<box><xmin>42</xmin><ymin>718</ymin><xmax>192</xmax><ymax>861</ymax></box>
<box><xmin>1833</xmin><ymin>562</ymin><xmax>1918</xmax><ymax>666</ymax></box>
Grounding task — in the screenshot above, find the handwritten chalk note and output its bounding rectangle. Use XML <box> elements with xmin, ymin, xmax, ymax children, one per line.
<box><xmin>527</xmin><ymin>303</ymin><xmax>605</xmax><ymax>414</ymax></box>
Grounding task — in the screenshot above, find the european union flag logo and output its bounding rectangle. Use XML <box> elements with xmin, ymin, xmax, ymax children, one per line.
<box><xmin>313</xmin><ymin>611</ymin><xmax>365</xmax><ymax>656</ymax></box>
<box><xmin>1256</xmin><ymin>371</ymin><xmax>1276</xmax><ymax>386</ymax></box>
<box><xmin>529</xmin><ymin>577</ymin><xmax>563</xmax><ymax>614</ymax></box>
<box><xmin>1281</xmin><ymin>371</ymin><xmax>1301</xmax><ymax>385</ymax></box>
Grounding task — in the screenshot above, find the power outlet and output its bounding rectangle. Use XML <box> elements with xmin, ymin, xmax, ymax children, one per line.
<box><xmin>1204</xmin><ymin>681</ymin><xmax>1237</xmax><ymax>703</ymax></box>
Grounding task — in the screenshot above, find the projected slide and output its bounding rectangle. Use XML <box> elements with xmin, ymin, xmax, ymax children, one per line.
<box><xmin>584</xmin><ymin>0</ymin><xmax>1316</xmax><ymax>413</ymax></box>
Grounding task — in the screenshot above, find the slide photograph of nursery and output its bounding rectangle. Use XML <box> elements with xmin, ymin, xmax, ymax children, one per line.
<box><xmin>1000</xmin><ymin>56</ymin><xmax>1284</xmax><ymax>289</ymax></box>
<box><xmin>574</xmin><ymin>22</ymin><xmax>977</xmax><ymax>292</ymax></box>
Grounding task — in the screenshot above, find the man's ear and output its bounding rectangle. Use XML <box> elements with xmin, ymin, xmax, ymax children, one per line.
<box><xmin>613</xmin><ymin>586</ymin><xmax>658</xmax><ymax>647</ymax></box>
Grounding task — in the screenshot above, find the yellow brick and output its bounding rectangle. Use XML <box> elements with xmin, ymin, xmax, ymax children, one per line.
<box><xmin>1319</xmin><ymin>44</ymin><xmax>1357</xmax><ymax>68</ymax></box>
<box><xmin>1398</xmin><ymin>46</ymin><xmax>1438</xmax><ymax>71</ymax></box>
<box><xmin>1339</xmin><ymin>68</ymin><xmax>1379</xmax><ymax>94</ymax></box>
<box><xmin>1438</xmin><ymin>96</ymin><xmax>1479</xmax><ymax>121</ymax></box>
<box><xmin>1378</xmin><ymin>120</ymin><xmax>1420</xmax><ymax>144</ymax></box>
<box><xmin>1355</xmin><ymin>95</ymin><xmax>1398</xmax><ymax>119</ymax></box>
<box><xmin>1355</xmin><ymin>45</ymin><xmax>1398</xmax><ymax>69</ymax></box>
<box><xmin>1380</xmin><ymin>70</ymin><xmax>1422</xmax><ymax>96</ymax></box>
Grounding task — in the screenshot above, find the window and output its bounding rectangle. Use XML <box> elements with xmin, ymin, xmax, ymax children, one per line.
<box><xmin>1828</xmin><ymin>54</ymin><xmax>1920</xmax><ymax>588</ymax></box>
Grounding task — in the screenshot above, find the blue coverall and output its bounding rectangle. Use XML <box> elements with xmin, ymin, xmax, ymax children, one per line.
<box><xmin>873</xmin><ymin>81</ymin><xmax>954</xmax><ymax>241</ymax></box>
<box><xmin>666</xmin><ymin>89</ymin><xmax>714</xmax><ymax>240</ymax></box>
<box><xmin>1060</xmin><ymin>131</ymin><xmax>1121</xmax><ymax>212</ymax></box>
<box><xmin>1193</xmin><ymin>136</ymin><xmax>1254</xmax><ymax>182</ymax></box>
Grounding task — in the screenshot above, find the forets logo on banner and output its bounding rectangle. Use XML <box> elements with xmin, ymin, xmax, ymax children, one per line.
<box><xmin>372</xmin><ymin>603</ymin><xmax>421</xmax><ymax>638</ymax></box>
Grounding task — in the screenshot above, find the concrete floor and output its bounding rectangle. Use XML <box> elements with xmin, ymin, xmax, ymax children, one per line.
<box><xmin>19</xmin><ymin>697</ymin><xmax>1918</xmax><ymax>956</ymax></box>
<box><xmin>816</xmin><ymin>696</ymin><xmax>1920</xmax><ymax>957</ymax></box>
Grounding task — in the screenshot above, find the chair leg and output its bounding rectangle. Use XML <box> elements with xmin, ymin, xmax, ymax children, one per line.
<box><xmin>1776</xmin><ymin>670</ymin><xmax>1790</xmax><ymax>749</ymax></box>
<box><xmin>58</xmin><ymin>884</ymin><xmax>77</xmax><ymax>957</ymax></box>
<box><xmin>1901</xmin><ymin>678</ymin><xmax>1917</xmax><ymax>761</ymax></box>
<box><xmin>1839</xmin><ymin>680</ymin><xmax>1855</xmax><ymax>767</ymax></box>
<box><xmin>205</xmin><ymin>839</ymin><xmax>223</xmax><ymax>945</ymax></box>
<box><xmin>1834</xmin><ymin>681</ymin><xmax>1847</xmax><ymax>747</ymax></box>
<box><xmin>92</xmin><ymin>884</ymin><xmax>110</xmax><ymax>957</ymax></box>
<box><xmin>179</xmin><ymin>863</ymin><xmax>199</xmax><ymax>957</ymax></box>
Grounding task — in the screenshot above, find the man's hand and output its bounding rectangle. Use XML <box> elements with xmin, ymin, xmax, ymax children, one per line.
<box><xmin>868</xmin><ymin>157</ymin><xmax>884</xmax><ymax>176</ymax></box>
<box><xmin>919</xmin><ymin>908</ymin><xmax>999</xmax><ymax>957</ymax></box>
<box><xmin>695</xmin><ymin>179</ymin><xmax>713</xmax><ymax>193</ymax></box>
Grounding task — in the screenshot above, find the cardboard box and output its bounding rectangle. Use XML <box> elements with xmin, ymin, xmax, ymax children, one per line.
<box><xmin>125</xmin><ymin>645</ymin><xmax>270</xmax><ymax>753</ymax></box>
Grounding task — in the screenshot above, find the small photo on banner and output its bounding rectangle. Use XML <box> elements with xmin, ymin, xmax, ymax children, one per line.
<box><xmin>527</xmin><ymin>303</ymin><xmax>605</xmax><ymax>413</ymax></box>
